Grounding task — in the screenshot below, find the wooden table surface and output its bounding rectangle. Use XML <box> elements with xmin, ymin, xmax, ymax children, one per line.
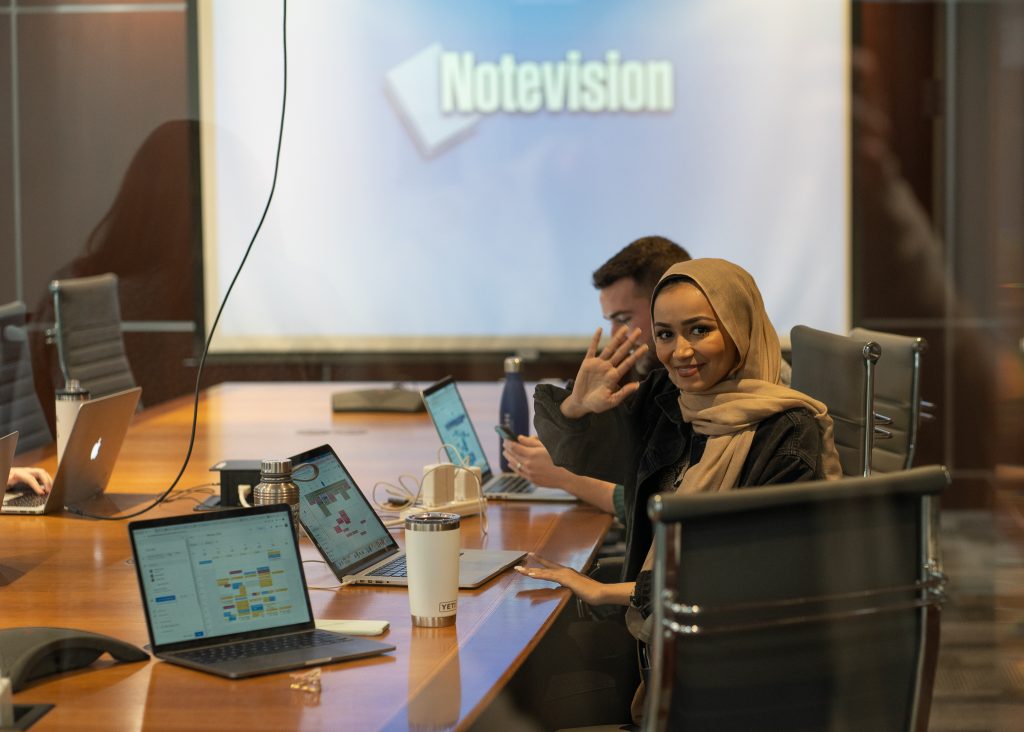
<box><xmin>2</xmin><ymin>382</ymin><xmax>611</xmax><ymax>731</ymax></box>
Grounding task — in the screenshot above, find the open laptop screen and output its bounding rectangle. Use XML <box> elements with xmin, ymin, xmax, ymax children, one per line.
<box><xmin>290</xmin><ymin>444</ymin><xmax>399</xmax><ymax>578</ymax></box>
<box><xmin>131</xmin><ymin>507</ymin><xmax>312</xmax><ymax>648</ymax></box>
<box><xmin>421</xmin><ymin>378</ymin><xmax>493</xmax><ymax>479</ymax></box>
<box><xmin>0</xmin><ymin>432</ymin><xmax>16</xmax><ymax>480</ymax></box>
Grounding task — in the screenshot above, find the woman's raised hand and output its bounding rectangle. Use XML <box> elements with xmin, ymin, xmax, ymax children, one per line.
<box><xmin>560</xmin><ymin>326</ymin><xmax>648</xmax><ymax>418</ymax></box>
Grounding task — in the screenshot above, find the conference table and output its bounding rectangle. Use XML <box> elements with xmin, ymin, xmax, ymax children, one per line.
<box><xmin>2</xmin><ymin>382</ymin><xmax>612</xmax><ymax>731</ymax></box>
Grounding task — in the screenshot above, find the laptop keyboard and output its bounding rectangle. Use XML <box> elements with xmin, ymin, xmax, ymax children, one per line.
<box><xmin>175</xmin><ymin>630</ymin><xmax>347</xmax><ymax>665</ymax></box>
<box><xmin>486</xmin><ymin>475</ymin><xmax>533</xmax><ymax>494</ymax></box>
<box><xmin>367</xmin><ymin>555</ymin><xmax>407</xmax><ymax>578</ymax></box>
<box><xmin>4</xmin><ymin>491</ymin><xmax>46</xmax><ymax>507</ymax></box>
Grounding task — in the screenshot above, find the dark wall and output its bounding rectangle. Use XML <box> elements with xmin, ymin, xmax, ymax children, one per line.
<box><xmin>851</xmin><ymin>2</ymin><xmax>1024</xmax><ymax>508</ymax></box>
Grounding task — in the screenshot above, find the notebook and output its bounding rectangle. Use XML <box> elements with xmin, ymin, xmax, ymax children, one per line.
<box><xmin>420</xmin><ymin>377</ymin><xmax>577</xmax><ymax>502</ymax></box>
<box><xmin>128</xmin><ymin>503</ymin><xmax>395</xmax><ymax>679</ymax></box>
<box><xmin>289</xmin><ymin>443</ymin><xmax>526</xmax><ymax>588</ymax></box>
<box><xmin>0</xmin><ymin>431</ymin><xmax>17</xmax><ymax>488</ymax></box>
<box><xmin>1</xmin><ymin>387</ymin><xmax>142</xmax><ymax>516</ymax></box>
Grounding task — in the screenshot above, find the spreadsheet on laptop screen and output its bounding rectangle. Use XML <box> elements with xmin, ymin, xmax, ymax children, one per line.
<box><xmin>133</xmin><ymin>511</ymin><xmax>310</xmax><ymax>646</ymax></box>
<box><xmin>296</xmin><ymin>449</ymin><xmax>395</xmax><ymax>571</ymax></box>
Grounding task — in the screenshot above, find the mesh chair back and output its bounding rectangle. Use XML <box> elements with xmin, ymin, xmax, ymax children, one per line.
<box><xmin>50</xmin><ymin>273</ymin><xmax>137</xmax><ymax>400</ymax></box>
<box><xmin>850</xmin><ymin>328</ymin><xmax>928</xmax><ymax>472</ymax></box>
<box><xmin>790</xmin><ymin>325</ymin><xmax>880</xmax><ymax>477</ymax></box>
<box><xmin>645</xmin><ymin>466</ymin><xmax>948</xmax><ymax>732</ymax></box>
<box><xmin>0</xmin><ymin>301</ymin><xmax>52</xmax><ymax>452</ymax></box>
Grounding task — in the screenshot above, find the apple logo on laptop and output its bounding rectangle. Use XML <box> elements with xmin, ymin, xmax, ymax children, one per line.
<box><xmin>90</xmin><ymin>438</ymin><xmax>102</xmax><ymax>461</ymax></box>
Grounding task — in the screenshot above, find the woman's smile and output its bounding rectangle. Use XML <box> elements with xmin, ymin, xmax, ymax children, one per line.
<box><xmin>673</xmin><ymin>362</ymin><xmax>700</xmax><ymax>378</ymax></box>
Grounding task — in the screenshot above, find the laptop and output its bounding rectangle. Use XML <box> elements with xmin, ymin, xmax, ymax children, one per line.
<box><xmin>0</xmin><ymin>431</ymin><xmax>17</xmax><ymax>486</ymax></box>
<box><xmin>420</xmin><ymin>377</ymin><xmax>577</xmax><ymax>502</ymax></box>
<box><xmin>128</xmin><ymin>503</ymin><xmax>395</xmax><ymax>679</ymax></box>
<box><xmin>1</xmin><ymin>387</ymin><xmax>142</xmax><ymax>515</ymax></box>
<box><xmin>289</xmin><ymin>443</ymin><xmax>526</xmax><ymax>588</ymax></box>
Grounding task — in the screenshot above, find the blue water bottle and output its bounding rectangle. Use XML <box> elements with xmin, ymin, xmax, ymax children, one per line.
<box><xmin>498</xmin><ymin>356</ymin><xmax>529</xmax><ymax>471</ymax></box>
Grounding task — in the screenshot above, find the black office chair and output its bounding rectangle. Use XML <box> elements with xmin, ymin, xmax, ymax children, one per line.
<box><xmin>643</xmin><ymin>465</ymin><xmax>949</xmax><ymax>732</ymax></box>
<box><xmin>849</xmin><ymin>328</ymin><xmax>933</xmax><ymax>473</ymax></box>
<box><xmin>0</xmin><ymin>301</ymin><xmax>53</xmax><ymax>452</ymax></box>
<box><xmin>48</xmin><ymin>273</ymin><xmax>137</xmax><ymax>400</ymax></box>
<box><xmin>790</xmin><ymin>325</ymin><xmax>880</xmax><ymax>477</ymax></box>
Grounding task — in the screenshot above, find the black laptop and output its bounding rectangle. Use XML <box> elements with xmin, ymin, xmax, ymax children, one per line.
<box><xmin>128</xmin><ymin>503</ymin><xmax>395</xmax><ymax>678</ymax></box>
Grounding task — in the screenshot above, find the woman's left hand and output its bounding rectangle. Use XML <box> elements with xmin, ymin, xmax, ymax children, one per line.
<box><xmin>514</xmin><ymin>553</ymin><xmax>608</xmax><ymax>606</ymax></box>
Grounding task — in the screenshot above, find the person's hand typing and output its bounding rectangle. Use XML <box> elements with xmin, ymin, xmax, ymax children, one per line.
<box><xmin>7</xmin><ymin>466</ymin><xmax>54</xmax><ymax>495</ymax></box>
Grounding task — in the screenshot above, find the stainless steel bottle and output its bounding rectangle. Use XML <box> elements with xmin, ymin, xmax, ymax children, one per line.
<box><xmin>239</xmin><ymin>458</ymin><xmax>319</xmax><ymax>528</ymax></box>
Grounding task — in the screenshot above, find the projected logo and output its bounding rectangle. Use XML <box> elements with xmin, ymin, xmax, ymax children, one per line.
<box><xmin>385</xmin><ymin>43</ymin><xmax>674</xmax><ymax>158</ymax></box>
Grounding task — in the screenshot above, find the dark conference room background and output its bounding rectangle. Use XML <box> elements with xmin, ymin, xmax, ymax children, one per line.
<box><xmin>0</xmin><ymin>0</ymin><xmax>1021</xmax><ymax>517</ymax></box>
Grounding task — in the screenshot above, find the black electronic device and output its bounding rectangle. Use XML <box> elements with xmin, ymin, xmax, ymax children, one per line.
<box><xmin>6</xmin><ymin>703</ymin><xmax>54</xmax><ymax>730</ymax></box>
<box><xmin>494</xmin><ymin>424</ymin><xmax>518</xmax><ymax>442</ymax></box>
<box><xmin>0</xmin><ymin>627</ymin><xmax>148</xmax><ymax>691</ymax></box>
<box><xmin>330</xmin><ymin>386</ymin><xmax>425</xmax><ymax>413</ymax></box>
<box><xmin>200</xmin><ymin>459</ymin><xmax>263</xmax><ymax>510</ymax></box>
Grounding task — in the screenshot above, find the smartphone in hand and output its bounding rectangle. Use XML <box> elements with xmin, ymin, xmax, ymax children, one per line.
<box><xmin>494</xmin><ymin>424</ymin><xmax>519</xmax><ymax>442</ymax></box>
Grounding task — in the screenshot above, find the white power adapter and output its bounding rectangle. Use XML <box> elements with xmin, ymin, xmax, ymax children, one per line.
<box><xmin>455</xmin><ymin>465</ymin><xmax>483</xmax><ymax>501</ymax></box>
<box><xmin>421</xmin><ymin>463</ymin><xmax>456</xmax><ymax>507</ymax></box>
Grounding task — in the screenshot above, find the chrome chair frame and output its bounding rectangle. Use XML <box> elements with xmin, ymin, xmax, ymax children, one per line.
<box><xmin>644</xmin><ymin>466</ymin><xmax>949</xmax><ymax>732</ymax></box>
<box><xmin>850</xmin><ymin>328</ymin><xmax>932</xmax><ymax>471</ymax></box>
<box><xmin>790</xmin><ymin>325</ymin><xmax>881</xmax><ymax>477</ymax></box>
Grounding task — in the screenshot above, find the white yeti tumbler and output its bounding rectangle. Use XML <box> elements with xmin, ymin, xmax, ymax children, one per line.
<box><xmin>404</xmin><ymin>512</ymin><xmax>461</xmax><ymax>627</ymax></box>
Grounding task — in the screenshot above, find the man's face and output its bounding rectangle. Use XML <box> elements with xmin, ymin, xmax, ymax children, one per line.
<box><xmin>598</xmin><ymin>277</ymin><xmax>658</xmax><ymax>372</ymax></box>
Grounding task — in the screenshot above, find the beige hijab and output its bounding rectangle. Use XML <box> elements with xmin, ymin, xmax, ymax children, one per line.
<box><xmin>654</xmin><ymin>258</ymin><xmax>843</xmax><ymax>492</ymax></box>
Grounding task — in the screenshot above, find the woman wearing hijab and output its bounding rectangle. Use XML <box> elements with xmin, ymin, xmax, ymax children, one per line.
<box><xmin>504</xmin><ymin>259</ymin><xmax>842</xmax><ymax>728</ymax></box>
<box><xmin>520</xmin><ymin>257</ymin><xmax>842</xmax><ymax>623</ymax></box>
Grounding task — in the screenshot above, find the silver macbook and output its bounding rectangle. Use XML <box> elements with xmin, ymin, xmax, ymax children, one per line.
<box><xmin>129</xmin><ymin>503</ymin><xmax>394</xmax><ymax>679</ymax></box>
<box><xmin>289</xmin><ymin>443</ymin><xmax>525</xmax><ymax>588</ymax></box>
<box><xmin>0</xmin><ymin>431</ymin><xmax>17</xmax><ymax>489</ymax></box>
<box><xmin>420</xmin><ymin>376</ymin><xmax>577</xmax><ymax>502</ymax></box>
<box><xmin>1</xmin><ymin>387</ymin><xmax>142</xmax><ymax>515</ymax></box>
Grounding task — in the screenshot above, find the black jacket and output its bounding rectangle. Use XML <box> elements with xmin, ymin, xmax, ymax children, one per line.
<box><xmin>534</xmin><ymin>369</ymin><xmax>828</xmax><ymax>583</ymax></box>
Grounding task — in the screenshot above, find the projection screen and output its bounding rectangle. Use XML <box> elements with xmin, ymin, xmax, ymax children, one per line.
<box><xmin>197</xmin><ymin>0</ymin><xmax>849</xmax><ymax>353</ymax></box>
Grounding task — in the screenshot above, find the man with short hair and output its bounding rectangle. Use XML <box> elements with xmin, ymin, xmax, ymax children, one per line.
<box><xmin>497</xmin><ymin>237</ymin><xmax>692</xmax><ymax>728</ymax></box>
<box><xmin>502</xmin><ymin>236</ymin><xmax>690</xmax><ymax>514</ymax></box>
<box><xmin>592</xmin><ymin>235</ymin><xmax>693</xmax><ymax>378</ymax></box>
